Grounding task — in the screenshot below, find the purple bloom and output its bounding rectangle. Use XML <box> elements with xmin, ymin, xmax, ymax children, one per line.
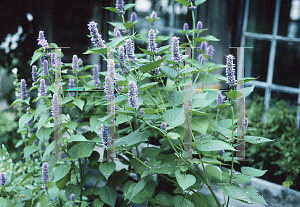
<box><xmin>115</xmin><ymin>0</ymin><xmax>125</xmax><ymax>15</ymax></box>
<box><xmin>72</xmin><ymin>55</ymin><xmax>79</xmax><ymax>73</ymax></box>
<box><xmin>144</xmin><ymin>161</ymin><xmax>148</xmax><ymax>165</ymax></box>
<box><xmin>68</xmin><ymin>79</ymin><xmax>75</xmax><ymax>97</ymax></box>
<box><xmin>70</xmin><ymin>194</ymin><xmax>75</xmax><ymax>201</ymax></box>
<box><xmin>51</xmin><ymin>94</ymin><xmax>60</xmax><ymax>119</ymax></box>
<box><xmin>93</xmin><ymin>65</ymin><xmax>101</xmax><ymax>89</ymax></box>
<box><xmin>188</xmin><ymin>149</ymin><xmax>193</xmax><ymax>154</ymax></box>
<box><xmin>107</xmin><ymin>59</ymin><xmax>116</xmax><ymax>81</ymax></box>
<box><xmin>125</xmin><ymin>38</ymin><xmax>137</xmax><ymax>62</ymax></box>
<box><xmin>183</xmin><ymin>23</ymin><xmax>189</xmax><ymax>31</ymax></box>
<box><xmin>0</xmin><ymin>173</ymin><xmax>6</xmax><ymax>186</ymax></box>
<box><xmin>135</xmin><ymin>172</ymin><xmax>141</xmax><ymax>181</ymax></box>
<box><xmin>149</xmin><ymin>118</ymin><xmax>155</xmax><ymax>125</ymax></box>
<box><xmin>118</xmin><ymin>45</ymin><xmax>127</xmax><ymax>74</ymax></box>
<box><xmin>151</xmin><ymin>11</ymin><xmax>157</xmax><ymax>20</ymax></box>
<box><xmin>26</xmin><ymin>107</ymin><xmax>33</xmax><ymax>126</ymax></box>
<box><xmin>20</xmin><ymin>79</ymin><xmax>28</xmax><ymax>100</ymax></box>
<box><xmin>187</xmin><ymin>0</ymin><xmax>193</xmax><ymax>2</ymax></box>
<box><xmin>115</xmin><ymin>30</ymin><xmax>122</xmax><ymax>38</ymax></box>
<box><xmin>140</xmin><ymin>108</ymin><xmax>145</xmax><ymax>115</ymax></box>
<box><xmin>42</xmin><ymin>60</ymin><xmax>49</xmax><ymax>76</ymax></box>
<box><xmin>131</xmin><ymin>12</ymin><xmax>137</xmax><ymax>22</ymax></box>
<box><xmin>200</xmin><ymin>41</ymin><xmax>208</xmax><ymax>52</ymax></box>
<box><xmin>33</xmin><ymin>138</ymin><xmax>39</xmax><ymax>145</ymax></box>
<box><xmin>242</xmin><ymin>117</ymin><xmax>248</xmax><ymax>130</ymax></box>
<box><xmin>200</xmin><ymin>134</ymin><xmax>204</xmax><ymax>138</ymax></box>
<box><xmin>99</xmin><ymin>124</ymin><xmax>107</xmax><ymax>147</ymax></box>
<box><xmin>206</xmin><ymin>45</ymin><xmax>214</xmax><ymax>60</ymax></box>
<box><xmin>225</xmin><ymin>54</ymin><xmax>237</xmax><ymax>88</ymax></box>
<box><xmin>122</xmin><ymin>30</ymin><xmax>129</xmax><ymax>35</ymax></box>
<box><xmin>104</xmin><ymin>76</ymin><xmax>114</xmax><ymax>101</ymax></box>
<box><xmin>218</xmin><ymin>150</ymin><xmax>225</xmax><ymax>157</ymax></box>
<box><xmin>148</xmin><ymin>29</ymin><xmax>157</xmax><ymax>54</ymax></box>
<box><xmin>50</xmin><ymin>52</ymin><xmax>56</xmax><ymax>68</ymax></box>
<box><xmin>128</xmin><ymin>81</ymin><xmax>138</xmax><ymax>108</ymax></box>
<box><xmin>37</xmin><ymin>31</ymin><xmax>48</xmax><ymax>47</ymax></box>
<box><xmin>42</xmin><ymin>162</ymin><xmax>49</xmax><ymax>188</ymax></box>
<box><xmin>174</xmin><ymin>80</ymin><xmax>178</xmax><ymax>84</ymax></box>
<box><xmin>197</xmin><ymin>21</ymin><xmax>203</xmax><ymax>30</ymax></box>
<box><xmin>31</xmin><ymin>65</ymin><xmax>38</xmax><ymax>82</ymax></box>
<box><xmin>87</xmin><ymin>21</ymin><xmax>107</xmax><ymax>48</ymax></box>
<box><xmin>189</xmin><ymin>6</ymin><xmax>197</xmax><ymax>10</ymax></box>
<box><xmin>161</xmin><ymin>122</ymin><xmax>167</xmax><ymax>131</ymax></box>
<box><xmin>39</xmin><ymin>79</ymin><xmax>46</xmax><ymax>98</ymax></box>
<box><xmin>179</xmin><ymin>76</ymin><xmax>183</xmax><ymax>81</ymax></box>
<box><xmin>217</xmin><ymin>92</ymin><xmax>223</xmax><ymax>105</ymax></box>
<box><xmin>171</xmin><ymin>36</ymin><xmax>183</xmax><ymax>64</ymax></box>
<box><xmin>215</xmin><ymin>132</ymin><xmax>219</xmax><ymax>136</ymax></box>
<box><xmin>197</xmin><ymin>54</ymin><xmax>204</xmax><ymax>64</ymax></box>
<box><xmin>152</xmin><ymin>56</ymin><xmax>162</xmax><ymax>75</ymax></box>
<box><xmin>118</xmin><ymin>85</ymin><xmax>124</xmax><ymax>91</ymax></box>
<box><xmin>114</xmin><ymin>27</ymin><xmax>119</xmax><ymax>37</ymax></box>
<box><xmin>78</xmin><ymin>58</ymin><xmax>83</xmax><ymax>66</ymax></box>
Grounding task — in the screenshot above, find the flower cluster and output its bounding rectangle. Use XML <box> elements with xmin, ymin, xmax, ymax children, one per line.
<box><xmin>115</xmin><ymin>0</ymin><xmax>125</xmax><ymax>15</ymax></box>
<box><xmin>225</xmin><ymin>54</ymin><xmax>237</xmax><ymax>88</ymax></box>
<box><xmin>170</xmin><ymin>36</ymin><xmax>183</xmax><ymax>64</ymax></box>
<box><xmin>37</xmin><ymin>31</ymin><xmax>48</xmax><ymax>47</ymax></box>
<box><xmin>152</xmin><ymin>56</ymin><xmax>162</xmax><ymax>75</ymax></box>
<box><xmin>161</xmin><ymin>122</ymin><xmax>167</xmax><ymax>131</ymax></box>
<box><xmin>207</xmin><ymin>45</ymin><xmax>214</xmax><ymax>60</ymax></box>
<box><xmin>50</xmin><ymin>52</ymin><xmax>56</xmax><ymax>68</ymax></box>
<box><xmin>70</xmin><ymin>194</ymin><xmax>75</xmax><ymax>201</ymax></box>
<box><xmin>217</xmin><ymin>92</ymin><xmax>223</xmax><ymax>105</ymax></box>
<box><xmin>39</xmin><ymin>79</ymin><xmax>46</xmax><ymax>98</ymax></box>
<box><xmin>68</xmin><ymin>79</ymin><xmax>75</xmax><ymax>97</ymax></box>
<box><xmin>72</xmin><ymin>54</ymin><xmax>79</xmax><ymax>73</ymax></box>
<box><xmin>125</xmin><ymin>38</ymin><xmax>137</xmax><ymax>62</ymax></box>
<box><xmin>99</xmin><ymin>124</ymin><xmax>108</xmax><ymax>147</ymax></box>
<box><xmin>197</xmin><ymin>21</ymin><xmax>202</xmax><ymax>30</ymax></box>
<box><xmin>87</xmin><ymin>21</ymin><xmax>107</xmax><ymax>48</ymax></box>
<box><xmin>118</xmin><ymin>45</ymin><xmax>127</xmax><ymax>74</ymax></box>
<box><xmin>20</xmin><ymin>79</ymin><xmax>28</xmax><ymax>100</ymax></box>
<box><xmin>31</xmin><ymin>65</ymin><xmax>38</xmax><ymax>82</ymax></box>
<box><xmin>42</xmin><ymin>162</ymin><xmax>49</xmax><ymax>188</ymax></box>
<box><xmin>51</xmin><ymin>94</ymin><xmax>60</xmax><ymax>119</ymax></box>
<box><xmin>200</xmin><ymin>41</ymin><xmax>208</xmax><ymax>52</ymax></box>
<box><xmin>151</xmin><ymin>11</ymin><xmax>157</xmax><ymax>20</ymax></box>
<box><xmin>43</xmin><ymin>59</ymin><xmax>49</xmax><ymax>76</ymax></box>
<box><xmin>183</xmin><ymin>23</ymin><xmax>189</xmax><ymax>31</ymax></box>
<box><xmin>92</xmin><ymin>65</ymin><xmax>101</xmax><ymax>89</ymax></box>
<box><xmin>242</xmin><ymin>117</ymin><xmax>248</xmax><ymax>130</ymax></box>
<box><xmin>114</xmin><ymin>27</ymin><xmax>122</xmax><ymax>38</ymax></box>
<box><xmin>128</xmin><ymin>81</ymin><xmax>138</xmax><ymax>108</ymax></box>
<box><xmin>131</xmin><ymin>12</ymin><xmax>137</xmax><ymax>22</ymax></box>
<box><xmin>0</xmin><ymin>173</ymin><xmax>6</xmax><ymax>186</ymax></box>
<box><xmin>148</xmin><ymin>29</ymin><xmax>158</xmax><ymax>54</ymax></box>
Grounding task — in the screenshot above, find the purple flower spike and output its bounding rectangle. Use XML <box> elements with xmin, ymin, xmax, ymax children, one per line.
<box><xmin>20</xmin><ymin>79</ymin><xmax>28</xmax><ymax>100</ymax></box>
<box><xmin>218</xmin><ymin>150</ymin><xmax>225</xmax><ymax>157</ymax></box>
<box><xmin>50</xmin><ymin>52</ymin><xmax>56</xmax><ymax>68</ymax></box>
<box><xmin>125</xmin><ymin>38</ymin><xmax>137</xmax><ymax>62</ymax></box>
<box><xmin>189</xmin><ymin>149</ymin><xmax>193</xmax><ymax>154</ymax></box>
<box><xmin>37</xmin><ymin>31</ymin><xmax>48</xmax><ymax>47</ymax></box>
<box><xmin>99</xmin><ymin>124</ymin><xmax>107</xmax><ymax>147</ymax></box>
<box><xmin>200</xmin><ymin>134</ymin><xmax>204</xmax><ymax>138</ymax></box>
<box><xmin>131</xmin><ymin>12</ymin><xmax>137</xmax><ymax>22</ymax></box>
<box><xmin>148</xmin><ymin>29</ymin><xmax>157</xmax><ymax>54</ymax></box>
<box><xmin>140</xmin><ymin>108</ymin><xmax>145</xmax><ymax>115</ymax></box>
<box><xmin>135</xmin><ymin>172</ymin><xmax>141</xmax><ymax>181</ymax></box>
<box><xmin>171</xmin><ymin>36</ymin><xmax>183</xmax><ymax>64</ymax></box>
<box><xmin>225</xmin><ymin>54</ymin><xmax>237</xmax><ymax>88</ymax></box>
<box><xmin>217</xmin><ymin>92</ymin><xmax>223</xmax><ymax>105</ymax></box>
<box><xmin>152</xmin><ymin>56</ymin><xmax>162</xmax><ymax>75</ymax></box>
<box><xmin>42</xmin><ymin>162</ymin><xmax>49</xmax><ymax>188</ymax></box>
<box><xmin>189</xmin><ymin>6</ymin><xmax>197</xmax><ymax>10</ymax></box>
<box><xmin>105</xmin><ymin>76</ymin><xmax>114</xmax><ymax>101</ymax></box>
<box><xmin>72</xmin><ymin>55</ymin><xmax>78</xmax><ymax>73</ymax></box>
<box><xmin>39</xmin><ymin>79</ymin><xmax>46</xmax><ymax>98</ymax></box>
<box><xmin>0</xmin><ymin>173</ymin><xmax>6</xmax><ymax>186</ymax></box>
<box><xmin>31</xmin><ymin>65</ymin><xmax>38</xmax><ymax>82</ymax></box>
<box><xmin>206</xmin><ymin>45</ymin><xmax>214</xmax><ymax>60</ymax></box>
<box><xmin>118</xmin><ymin>45</ymin><xmax>127</xmax><ymax>74</ymax></box>
<box><xmin>70</xmin><ymin>194</ymin><xmax>75</xmax><ymax>201</ymax></box>
<box><xmin>198</xmin><ymin>54</ymin><xmax>204</xmax><ymax>64</ymax></box>
<box><xmin>144</xmin><ymin>161</ymin><xmax>148</xmax><ymax>165</ymax></box>
<box><xmin>42</xmin><ymin>60</ymin><xmax>49</xmax><ymax>76</ymax></box>
<box><xmin>151</xmin><ymin>11</ymin><xmax>157</xmax><ymax>20</ymax></box>
<box><xmin>68</xmin><ymin>79</ymin><xmax>75</xmax><ymax>97</ymax></box>
<box><xmin>115</xmin><ymin>30</ymin><xmax>122</xmax><ymax>38</ymax></box>
<box><xmin>78</xmin><ymin>58</ymin><xmax>83</xmax><ymax>66</ymax></box>
<box><xmin>51</xmin><ymin>94</ymin><xmax>60</xmax><ymax>119</ymax></box>
<box><xmin>128</xmin><ymin>81</ymin><xmax>138</xmax><ymax>108</ymax></box>
<box><xmin>33</xmin><ymin>139</ymin><xmax>39</xmax><ymax>145</ymax></box>
<box><xmin>200</xmin><ymin>41</ymin><xmax>208</xmax><ymax>52</ymax></box>
<box><xmin>161</xmin><ymin>122</ymin><xmax>167</xmax><ymax>131</ymax></box>
<box><xmin>114</xmin><ymin>27</ymin><xmax>119</xmax><ymax>37</ymax></box>
<box><xmin>183</xmin><ymin>23</ymin><xmax>189</xmax><ymax>31</ymax></box>
<box><xmin>87</xmin><ymin>21</ymin><xmax>107</xmax><ymax>48</ymax></box>
<box><xmin>242</xmin><ymin>117</ymin><xmax>248</xmax><ymax>130</ymax></box>
<box><xmin>93</xmin><ymin>65</ymin><xmax>101</xmax><ymax>89</ymax></box>
<box><xmin>197</xmin><ymin>21</ymin><xmax>203</xmax><ymax>30</ymax></box>
<box><xmin>179</xmin><ymin>76</ymin><xmax>183</xmax><ymax>81</ymax></box>
<box><xmin>115</xmin><ymin>0</ymin><xmax>125</xmax><ymax>15</ymax></box>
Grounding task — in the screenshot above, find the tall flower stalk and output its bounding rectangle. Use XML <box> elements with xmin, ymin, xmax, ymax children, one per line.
<box><xmin>20</xmin><ymin>79</ymin><xmax>28</xmax><ymax>100</ymax></box>
<box><xmin>225</xmin><ymin>54</ymin><xmax>237</xmax><ymax>88</ymax></box>
<box><xmin>92</xmin><ymin>65</ymin><xmax>101</xmax><ymax>89</ymax></box>
<box><xmin>87</xmin><ymin>21</ymin><xmax>107</xmax><ymax>48</ymax></box>
<box><xmin>41</xmin><ymin>162</ymin><xmax>49</xmax><ymax>189</ymax></box>
<box><xmin>39</xmin><ymin>79</ymin><xmax>46</xmax><ymax>98</ymax></box>
<box><xmin>125</xmin><ymin>38</ymin><xmax>137</xmax><ymax>62</ymax></box>
<box><xmin>128</xmin><ymin>81</ymin><xmax>138</xmax><ymax>108</ymax></box>
<box><xmin>148</xmin><ymin>29</ymin><xmax>158</xmax><ymax>54</ymax></box>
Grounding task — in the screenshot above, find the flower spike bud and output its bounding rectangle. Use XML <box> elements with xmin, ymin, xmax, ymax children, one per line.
<box><xmin>131</xmin><ymin>12</ymin><xmax>137</xmax><ymax>22</ymax></box>
<box><xmin>31</xmin><ymin>65</ymin><xmax>38</xmax><ymax>82</ymax></box>
<box><xmin>206</xmin><ymin>45</ymin><xmax>214</xmax><ymax>60</ymax></box>
<box><xmin>39</xmin><ymin>79</ymin><xmax>46</xmax><ymax>98</ymax></box>
<box><xmin>0</xmin><ymin>173</ymin><xmax>6</xmax><ymax>186</ymax></box>
<box><xmin>70</xmin><ymin>194</ymin><xmax>75</xmax><ymax>201</ymax></box>
<box><xmin>43</xmin><ymin>59</ymin><xmax>49</xmax><ymax>76</ymax></box>
<box><xmin>161</xmin><ymin>122</ymin><xmax>167</xmax><ymax>131</ymax></box>
<box><xmin>151</xmin><ymin>11</ymin><xmax>157</xmax><ymax>20</ymax></box>
<box><xmin>72</xmin><ymin>55</ymin><xmax>78</xmax><ymax>73</ymax></box>
<box><xmin>171</xmin><ymin>36</ymin><xmax>183</xmax><ymax>64</ymax></box>
<box><xmin>128</xmin><ymin>81</ymin><xmax>138</xmax><ymax>108</ymax></box>
<box><xmin>148</xmin><ymin>29</ymin><xmax>158</xmax><ymax>54</ymax></box>
<box><xmin>200</xmin><ymin>41</ymin><xmax>208</xmax><ymax>52</ymax></box>
<box><xmin>41</xmin><ymin>162</ymin><xmax>49</xmax><ymax>188</ymax></box>
<box><xmin>183</xmin><ymin>23</ymin><xmax>189</xmax><ymax>31</ymax></box>
<box><xmin>87</xmin><ymin>21</ymin><xmax>107</xmax><ymax>48</ymax></box>
<box><xmin>115</xmin><ymin>0</ymin><xmax>125</xmax><ymax>15</ymax></box>
<box><xmin>50</xmin><ymin>52</ymin><xmax>56</xmax><ymax>68</ymax></box>
<box><xmin>225</xmin><ymin>54</ymin><xmax>237</xmax><ymax>88</ymax></box>
<box><xmin>51</xmin><ymin>94</ymin><xmax>60</xmax><ymax>119</ymax></box>
<box><xmin>197</xmin><ymin>21</ymin><xmax>202</xmax><ymax>30</ymax></box>
<box><xmin>92</xmin><ymin>65</ymin><xmax>101</xmax><ymax>89</ymax></box>
<box><xmin>217</xmin><ymin>92</ymin><xmax>223</xmax><ymax>105</ymax></box>
<box><xmin>20</xmin><ymin>79</ymin><xmax>28</xmax><ymax>100</ymax></box>
<box><xmin>37</xmin><ymin>31</ymin><xmax>48</xmax><ymax>47</ymax></box>
<box><xmin>68</xmin><ymin>79</ymin><xmax>75</xmax><ymax>97</ymax></box>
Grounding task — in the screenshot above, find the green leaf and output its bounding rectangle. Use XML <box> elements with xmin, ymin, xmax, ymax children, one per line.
<box><xmin>83</xmin><ymin>47</ymin><xmax>108</xmax><ymax>55</ymax></box>
<box><xmin>124</xmin><ymin>3</ymin><xmax>136</xmax><ymax>11</ymax></box>
<box><xmin>160</xmin><ymin>66</ymin><xmax>177</xmax><ymax>78</ymax></box>
<box><xmin>61</xmin><ymin>96</ymin><xmax>74</xmax><ymax>104</ymax></box>
<box><xmin>195</xmin><ymin>0</ymin><xmax>206</xmax><ymax>6</ymax></box>
<box><xmin>245</xmin><ymin>136</ymin><xmax>273</xmax><ymax>144</ymax></box>
<box><xmin>194</xmin><ymin>35</ymin><xmax>220</xmax><ymax>42</ymax></box>
<box><xmin>196</xmin><ymin>140</ymin><xmax>236</xmax><ymax>151</ymax></box>
<box><xmin>221</xmin><ymin>183</ymin><xmax>252</xmax><ymax>204</ymax></box>
<box><xmin>139</xmin><ymin>82</ymin><xmax>159</xmax><ymax>91</ymax></box>
<box><xmin>99</xmin><ymin>186</ymin><xmax>117</xmax><ymax>207</ymax></box>
<box><xmin>237</xmin><ymin>77</ymin><xmax>258</xmax><ymax>84</ymax></box>
<box><xmin>48</xmin><ymin>185</ymin><xmax>59</xmax><ymax>200</ymax></box>
<box><xmin>56</xmin><ymin>173</ymin><xmax>70</xmax><ymax>190</ymax></box>
<box><xmin>53</xmin><ymin>165</ymin><xmax>71</xmax><ymax>182</ymax></box>
<box><xmin>92</xmin><ymin>198</ymin><xmax>104</xmax><ymax>207</ymax></box>
<box><xmin>19</xmin><ymin>113</ymin><xmax>33</xmax><ymax>129</ymax></box>
<box><xmin>200</xmin><ymin>157</ymin><xmax>222</xmax><ymax>165</ymax></box>
<box><xmin>73</xmin><ymin>99</ymin><xmax>85</xmax><ymax>110</ymax></box>
<box><xmin>192</xmin><ymin>99</ymin><xmax>215</xmax><ymax>109</ymax></box>
<box><xmin>225</xmin><ymin>85</ymin><xmax>255</xmax><ymax>100</ymax></box>
<box><xmin>142</xmin><ymin>147</ymin><xmax>162</xmax><ymax>158</ymax></box>
<box><xmin>65</xmin><ymin>184</ymin><xmax>81</xmax><ymax>201</ymax></box>
<box><xmin>36</xmin><ymin>127</ymin><xmax>52</xmax><ymax>140</ymax></box>
<box><xmin>138</xmin><ymin>46</ymin><xmax>154</xmax><ymax>56</ymax></box>
<box><xmin>163</xmin><ymin>108</ymin><xmax>184</xmax><ymax>128</ymax></box>
<box><xmin>111</xmin><ymin>36</ymin><xmax>130</xmax><ymax>47</ymax></box>
<box><xmin>62</xmin><ymin>121</ymin><xmax>78</xmax><ymax>131</ymax></box>
<box><xmin>130</xmin><ymin>179</ymin><xmax>147</xmax><ymax>200</ymax></box>
<box><xmin>69</xmin><ymin>135</ymin><xmax>88</xmax><ymax>142</ymax></box>
<box><xmin>152</xmin><ymin>191</ymin><xmax>174</xmax><ymax>206</ymax></box>
<box><xmin>23</xmin><ymin>145</ymin><xmax>39</xmax><ymax>158</ymax></box>
<box><xmin>69</xmin><ymin>142</ymin><xmax>95</xmax><ymax>158</ymax></box>
<box><xmin>241</xmin><ymin>167</ymin><xmax>267</xmax><ymax>177</ymax></box>
<box><xmin>9</xmin><ymin>99</ymin><xmax>21</xmax><ymax>108</ymax></box>
<box><xmin>90</xmin><ymin>115</ymin><xmax>102</xmax><ymax>132</ymax></box>
<box><xmin>20</xmin><ymin>171</ymin><xmax>35</xmax><ymax>185</ymax></box>
<box><xmin>99</xmin><ymin>162</ymin><xmax>116</xmax><ymax>180</ymax></box>
<box><xmin>38</xmin><ymin>113</ymin><xmax>49</xmax><ymax>130</ymax></box>
<box><xmin>81</xmin><ymin>171</ymin><xmax>93</xmax><ymax>187</ymax></box>
<box><xmin>205</xmin><ymin>165</ymin><xmax>222</xmax><ymax>181</ymax></box>
<box><xmin>79</xmin><ymin>75</ymin><xmax>92</xmax><ymax>79</ymax></box>
<box><xmin>215</xmin><ymin>124</ymin><xmax>234</xmax><ymax>139</ymax></box>
<box><xmin>108</xmin><ymin>21</ymin><xmax>126</xmax><ymax>30</ymax></box>
<box><xmin>245</xmin><ymin>185</ymin><xmax>268</xmax><ymax>205</ymax></box>
<box><xmin>103</xmin><ymin>7</ymin><xmax>118</xmax><ymax>13</ymax></box>
<box><xmin>158</xmin><ymin>45</ymin><xmax>171</xmax><ymax>55</ymax></box>
<box><xmin>174</xmin><ymin>0</ymin><xmax>191</xmax><ymax>6</ymax></box>
<box><xmin>137</xmin><ymin>57</ymin><xmax>165</xmax><ymax>73</ymax></box>
<box><xmin>174</xmin><ymin>195</ymin><xmax>194</xmax><ymax>207</ymax></box>
<box><xmin>175</xmin><ymin>169</ymin><xmax>196</xmax><ymax>191</ymax></box>
<box><xmin>115</xmin><ymin>129</ymin><xmax>151</xmax><ymax>147</ymax></box>
<box><xmin>207</xmin><ymin>63</ymin><xmax>226</xmax><ymax>72</ymax></box>
<box><xmin>30</xmin><ymin>48</ymin><xmax>44</xmax><ymax>66</ymax></box>
<box><xmin>123</xmin><ymin>21</ymin><xmax>137</xmax><ymax>30</ymax></box>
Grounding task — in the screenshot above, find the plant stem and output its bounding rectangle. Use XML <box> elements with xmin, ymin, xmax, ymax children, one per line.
<box><xmin>159</xmin><ymin>77</ymin><xmax>169</xmax><ymax>96</ymax></box>
<box><xmin>157</xmin><ymin>84</ymin><xmax>166</xmax><ymax>112</ymax></box>
<box><xmin>78</xmin><ymin>158</ymin><xmax>83</xmax><ymax>206</ymax></box>
<box><xmin>145</xmin><ymin>89</ymin><xmax>162</xmax><ymax>114</ymax></box>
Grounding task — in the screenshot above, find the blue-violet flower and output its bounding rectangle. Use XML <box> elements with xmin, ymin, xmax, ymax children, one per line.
<box><xmin>43</xmin><ymin>59</ymin><xmax>49</xmax><ymax>76</ymax></box>
<box><xmin>31</xmin><ymin>65</ymin><xmax>37</xmax><ymax>82</ymax></box>
<box><xmin>20</xmin><ymin>79</ymin><xmax>28</xmax><ymax>100</ymax></box>
<box><xmin>0</xmin><ymin>173</ymin><xmax>6</xmax><ymax>186</ymax></box>
<box><xmin>125</xmin><ymin>38</ymin><xmax>137</xmax><ymax>62</ymax></box>
<box><xmin>128</xmin><ymin>81</ymin><xmax>138</xmax><ymax>108</ymax></box>
<box><xmin>151</xmin><ymin>11</ymin><xmax>157</xmax><ymax>20</ymax></box>
<box><xmin>72</xmin><ymin>55</ymin><xmax>78</xmax><ymax>73</ymax></box>
<box><xmin>183</xmin><ymin>23</ymin><xmax>189</xmax><ymax>31</ymax></box>
<box><xmin>37</xmin><ymin>31</ymin><xmax>48</xmax><ymax>47</ymax></box>
<box><xmin>148</xmin><ymin>29</ymin><xmax>157</xmax><ymax>54</ymax></box>
<box><xmin>171</xmin><ymin>36</ymin><xmax>183</xmax><ymax>64</ymax></box>
<box><xmin>200</xmin><ymin>41</ymin><xmax>208</xmax><ymax>52</ymax></box>
<box><xmin>118</xmin><ymin>45</ymin><xmax>127</xmax><ymax>74</ymax></box>
<box><xmin>161</xmin><ymin>122</ymin><xmax>167</xmax><ymax>131</ymax></box>
<box><xmin>50</xmin><ymin>52</ymin><xmax>56</xmax><ymax>68</ymax></box>
<box><xmin>197</xmin><ymin>21</ymin><xmax>202</xmax><ymax>30</ymax></box>
<box><xmin>87</xmin><ymin>21</ymin><xmax>107</xmax><ymax>48</ymax></box>
<box><xmin>206</xmin><ymin>45</ymin><xmax>214</xmax><ymax>60</ymax></box>
<box><xmin>70</xmin><ymin>194</ymin><xmax>75</xmax><ymax>201</ymax></box>
<box><xmin>42</xmin><ymin>162</ymin><xmax>49</xmax><ymax>188</ymax></box>
<box><xmin>51</xmin><ymin>94</ymin><xmax>60</xmax><ymax>119</ymax></box>
<box><xmin>217</xmin><ymin>92</ymin><xmax>223</xmax><ymax>105</ymax></box>
<box><xmin>40</xmin><ymin>79</ymin><xmax>46</xmax><ymax>98</ymax></box>
<box><xmin>93</xmin><ymin>65</ymin><xmax>101</xmax><ymax>89</ymax></box>
<box><xmin>131</xmin><ymin>12</ymin><xmax>137</xmax><ymax>22</ymax></box>
<box><xmin>68</xmin><ymin>79</ymin><xmax>75</xmax><ymax>97</ymax></box>
<box><xmin>115</xmin><ymin>0</ymin><xmax>125</xmax><ymax>15</ymax></box>
<box><xmin>225</xmin><ymin>54</ymin><xmax>237</xmax><ymax>88</ymax></box>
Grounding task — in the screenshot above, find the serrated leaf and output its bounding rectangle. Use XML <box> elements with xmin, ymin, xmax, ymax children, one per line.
<box><xmin>115</xmin><ymin>129</ymin><xmax>151</xmax><ymax>147</ymax></box>
<box><xmin>174</xmin><ymin>195</ymin><xmax>194</xmax><ymax>207</ymax></box>
<box><xmin>138</xmin><ymin>46</ymin><xmax>154</xmax><ymax>56</ymax></box>
<box><xmin>137</xmin><ymin>57</ymin><xmax>165</xmax><ymax>73</ymax></box>
<box><xmin>104</xmin><ymin>7</ymin><xmax>118</xmax><ymax>13</ymax></box>
<box><xmin>99</xmin><ymin>186</ymin><xmax>117</xmax><ymax>207</ymax></box>
<box><xmin>196</xmin><ymin>140</ymin><xmax>236</xmax><ymax>151</ymax></box>
<box><xmin>175</xmin><ymin>0</ymin><xmax>191</xmax><ymax>6</ymax></box>
<box><xmin>83</xmin><ymin>47</ymin><xmax>108</xmax><ymax>55</ymax></box>
<box><xmin>158</xmin><ymin>45</ymin><xmax>171</xmax><ymax>55</ymax></box>
<box><xmin>9</xmin><ymin>99</ymin><xmax>21</xmax><ymax>107</ymax></box>
<box><xmin>30</xmin><ymin>48</ymin><xmax>44</xmax><ymax>66</ymax></box>
<box><xmin>163</xmin><ymin>108</ymin><xmax>184</xmax><ymax>128</ymax></box>
<box><xmin>160</xmin><ymin>66</ymin><xmax>177</xmax><ymax>78</ymax></box>
<box><xmin>111</xmin><ymin>36</ymin><xmax>130</xmax><ymax>47</ymax></box>
<box><xmin>108</xmin><ymin>21</ymin><xmax>126</xmax><ymax>30</ymax></box>
<box><xmin>69</xmin><ymin>142</ymin><xmax>95</xmax><ymax>158</ymax></box>
<box><xmin>123</xmin><ymin>21</ymin><xmax>137</xmax><ymax>30</ymax></box>
<box><xmin>201</xmin><ymin>157</ymin><xmax>222</xmax><ymax>165</ymax></box>
<box><xmin>38</xmin><ymin>113</ymin><xmax>49</xmax><ymax>130</ymax></box>
<box><xmin>245</xmin><ymin>185</ymin><xmax>268</xmax><ymax>205</ymax></box>
<box><xmin>20</xmin><ymin>171</ymin><xmax>35</xmax><ymax>185</ymax></box>
<box><xmin>53</xmin><ymin>165</ymin><xmax>71</xmax><ymax>182</ymax></box>
<box><xmin>175</xmin><ymin>169</ymin><xmax>196</xmax><ymax>191</ymax></box>
<box><xmin>139</xmin><ymin>82</ymin><xmax>159</xmax><ymax>91</ymax></box>
<box><xmin>241</xmin><ymin>167</ymin><xmax>267</xmax><ymax>177</ymax></box>
<box><xmin>245</xmin><ymin>136</ymin><xmax>273</xmax><ymax>144</ymax></box>
<box><xmin>124</xmin><ymin>3</ymin><xmax>136</xmax><ymax>11</ymax></box>
<box><xmin>130</xmin><ymin>179</ymin><xmax>147</xmax><ymax>200</ymax></box>
<box><xmin>195</xmin><ymin>0</ymin><xmax>206</xmax><ymax>6</ymax></box>
<box><xmin>194</xmin><ymin>35</ymin><xmax>220</xmax><ymax>42</ymax></box>
<box><xmin>19</xmin><ymin>113</ymin><xmax>33</xmax><ymax>129</ymax></box>
<box><xmin>73</xmin><ymin>99</ymin><xmax>85</xmax><ymax>110</ymax></box>
<box><xmin>99</xmin><ymin>162</ymin><xmax>116</xmax><ymax>180</ymax></box>
<box><xmin>23</xmin><ymin>145</ymin><xmax>39</xmax><ymax>158</ymax></box>
<box><xmin>221</xmin><ymin>183</ymin><xmax>253</xmax><ymax>204</ymax></box>
<box><xmin>69</xmin><ymin>135</ymin><xmax>88</xmax><ymax>142</ymax></box>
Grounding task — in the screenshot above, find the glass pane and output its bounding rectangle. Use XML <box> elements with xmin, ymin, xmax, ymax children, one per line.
<box><xmin>278</xmin><ymin>0</ymin><xmax>300</xmax><ymax>38</ymax></box>
<box><xmin>247</xmin><ymin>86</ymin><xmax>265</xmax><ymax>101</ymax></box>
<box><xmin>244</xmin><ymin>38</ymin><xmax>270</xmax><ymax>82</ymax></box>
<box><xmin>246</xmin><ymin>0</ymin><xmax>275</xmax><ymax>34</ymax></box>
<box><xmin>271</xmin><ymin>90</ymin><xmax>298</xmax><ymax>106</ymax></box>
<box><xmin>273</xmin><ymin>41</ymin><xmax>300</xmax><ymax>88</ymax></box>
